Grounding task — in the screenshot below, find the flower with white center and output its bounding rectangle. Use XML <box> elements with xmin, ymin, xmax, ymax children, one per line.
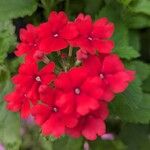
<box><xmin>74</xmin><ymin>88</ymin><xmax>80</xmax><ymax>95</ymax></box>
<box><xmin>35</xmin><ymin>76</ymin><xmax>41</xmax><ymax>82</ymax></box>
<box><xmin>88</xmin><ymin>36</ymin><xmax>93</xmax><ymax>41</ymax></box>
<box><xmin>53</xmin><ymin>107</ymin><xmax>58</xmax><ymax>112</ymax></box>
<box><xmin>53</xmin><ymin>33</ymin><xmax>59</xmax><ymax>38</ymax></box>
<box><xmin>100</xmin><ymin>73</ymin><xmax>104</xmax><ymax>79</ymax></box>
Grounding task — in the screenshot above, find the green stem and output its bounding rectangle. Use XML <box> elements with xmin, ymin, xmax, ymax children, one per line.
<box><xmin>42</xmin><ymin>55</ymin><xmax>50</xmax><ymax>64</ymax></box>
<box><xmin>68</xmin><ymin>46</ymin><xmax>73</xmax><ymax>57</ymax></box>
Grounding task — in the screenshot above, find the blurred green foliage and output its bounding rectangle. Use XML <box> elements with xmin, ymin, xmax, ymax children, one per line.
<box><xmin>0</xmin><ymin>0</ymin><xmax>149</xmax><ymax>149</ymax></box>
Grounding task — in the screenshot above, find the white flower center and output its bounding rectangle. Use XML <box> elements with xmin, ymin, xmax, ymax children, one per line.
<box><xmin>53</xmin><ymin>33</ymin><xmax>59</xmax><ymax>37</ymax></box>
<box><xmin>24</xmin><ymin>94</ymin><xmax>27</xmax><ymax>97</ymax></box>
<box><xmin>100</xmin><ymin>73</ymin><xmax>104</xmax><ymax>79</ymax></box>
<box><xmin>35</xmin><ymin>76</ymin><xmax>41</xmax><ymax>82</ymax></box>
<box><xmin>53</xmin><ymin>107</ymin><xmax>58</xmax><ymax>112</ymax></box>
<box><xmin>88</xmin><ymin>37</ymin><xmax>93</xmax><ymax>41</ymax></box>
<box><xmin>33</xmin><ymin>43</ymin><xmax>37</xmax><ymax>47</ymax></box>
<box><xmin>74</xmin><ymin>88</ymin><xmax>80</xmax><ymax>95</ymax></box>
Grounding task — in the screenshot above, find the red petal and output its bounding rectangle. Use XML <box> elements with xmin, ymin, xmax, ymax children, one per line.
<box><xmin>82</xmin><ymin>117</ymin><xmax>106</xmax><ymax>140</ymax></box>
<box><xmin>102</xmin><ymin>54</ymin><xmax>125</xmax><ymax>74</ymax></box>
<box><xmin>83</xmin><ymin>55</ymin><xmax>102</xmax><ymax>76</ymax></box>
<box><xmin>38</xmin><ymin>22</ymin><xmax>52</xmax><ymax>38</ymax></box>
<box><xmin>39</xmin><ymin>62</ymin><xmax>55</xmax><ymax>84</ymax></box>
<box><xmin>56</xmin><ymin>92</ymin><xmax>74</xmax><ymax>114</ymax></box>
<box><xmin>64</xmin><ymin>114</ymin><xmax>78</xmax><ymax>128</ymax></box>
<box><xmin>19</xmin><ymin>24</ymin><xmax>39</xmax><ymax>43</ymax></box>
<box><xmin>55</xmin><ymin>72</ymin><xmax>72</xmax><ymax>92</ymax></box>
<box><xmin>66</xmin><ymin>127</ymin><xmax>81</xmax><ymax>138</ymax></box>
<box><xmin>93</xmin><ymin>101</ymin><xmax>109</xmax><ymax>120</ymax></box>
<box><xmin>75</xmin><ymin>14</ymin><xmax>92</xmax><ymax>36</ymax></box>
<box><xmin>93</xmin><ymin>18</ymin><xmax>114</xmax><ymax>38</ymax></box>
<box><xmin>76</xmin><ymin>94</ymin><xmax>99</xmax><ymax>115</ymax></box>
<box><xmin>31</xmin><ymin>104</ymin><xmax>50</xmax><ymax>125</ymax></box>
<box><xmin>12</xmin><ymin>74</ymin><xmax>34</xmax><ymax>88</ymax></box>
<box><xmin>48</xmin><ymin>11</ymin><xmax>68</xmax><ymax>32</ymax></box>
<box><xmin>107</xmin><ymin>71</ymin><xmax>131</xmax><ymax>93</ymax></box>
<box><xmin>93</xmin><ymin>39</ymin><xmax>114</xmax><ymax>54</ymax></box>
<box><xmin>76</xmin><ymin>48</ymin><xmax>88</xmax><ymax>60</ymax></box>
<box><xmin>81</xmin><ymin>77</ymin><xmax>103</xmax><ymax>99</ymax></box>
<box><xmin>101</xmin><ymin>84</ymin><xmax>115</xmax><ymax>102</ymax></box>
<box><xmin>39</xmin><ymin>62</ymin><xmax>55</xmax><ymax>75</ymax></box>
<box><xmin>18</xmin><ymin>61</ymin><xmax>38</xmax><ymax>75</ymax></box>
<box><xmin>15</xmin><ymin>43</ymin><xmax>30</xmax><ymax>56</ymax></box>
<box><xmin>42</xmin><ymin>114</ymin><xmax>65</xmax><ymax>137</ymax></box>
<box><xmin>40</xmin><ymin>87</ymin><xmax>54</xmax><ymax>105</ymax></box>
<box><xmin>27</xmin><ymin>82</ymin><xmax>39</xmax><ymax>101</ymax></box>
<box><xmin>39</xmin><ymin>38</ymin><xmax>68</xmax><ymax>53</ymax></box>
<box><xmin>21</xmin><ymin>100</ymin><xmax>30</xmax><ymax>118</ymax></box>
<box><xmin>5</xmin><ymin>92</ymin><xmax>21</xmax><ymax>112</ymax></box>
<box><xmin>126</xmin><ymin>70</ymin><xmax>135</xmax><ymax>82</ymax></box>
<box><xmin>78</xmin><ymin>37</ymin><xmax>95</xmax><ymax>53</ymax></box>
<box><xmin>60</xmin><ymin>22</ymin><xmax>78</xmax><ymax>40</ymax></box>
<box><xmin>69</xmin><ymin>67</ymin><xmax>88</xmax><ymax>88</ymax></box>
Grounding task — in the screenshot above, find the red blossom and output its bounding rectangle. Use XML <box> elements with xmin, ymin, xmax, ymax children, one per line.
<box><xmin>12</xmin><ymin>60</ymin><xmax>55</xmax><ymax>101</ymax></box>
<box><xmin>66</xmin><ymin>101</ymin><xmax>109</xmax><ymax>140</ymax></box>
<box><xmin>71</xmin><ymin>14</ymin><xmax>114</xmax><ymax>54</ymax></box>
<box><xmin>39</xmin><ymin>11</ymin><xmax>78</xmax><ymax>53</ymax></box>
<box><xmin>15</xmin><ymin>24</ymin><xmax>44</xmax><ymax>61</ymax></box>
<box><xmin>83</xmin><ymin>54</ymin><xmax>135</xmax><ymax>101</ymax></box>
<box><xmin>4</xmin><ymin>86</ymin><xmax>32</xmax><ymax>118</ymax></box>
<box><xmin>31</xmin><ymin>88</ymin><xmax>78</xmax><ymax>137</ymax></box>
<box><xmin>55</xmin><ymin>67</ymin><xmax>103</xmax><ymax>115</ymax></box>
<box><xmin>76</xmin><ymin>48</ymin><xmax>89</xmax><ymax>60</ymax></box>
<box><xmin>4</xmin><ymin>11</ymin><xmax>136</xmax><ymax>141</ymax></box>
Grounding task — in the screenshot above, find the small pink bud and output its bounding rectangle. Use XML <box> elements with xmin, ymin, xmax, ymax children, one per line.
<box><xmin>33</xmin><ymin>50</ymin><xmax>44</xmax><ymax>61</ymax></box>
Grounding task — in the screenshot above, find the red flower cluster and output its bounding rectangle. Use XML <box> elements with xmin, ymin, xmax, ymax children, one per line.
<box><xmin>5</xmin><ymin>11</ymin><xmax>135</xmax><ymax>140</ymax></box>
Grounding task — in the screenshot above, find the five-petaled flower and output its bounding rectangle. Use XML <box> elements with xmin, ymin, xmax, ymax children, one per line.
<box><xmin>12</xmin><ymin>60</ymin><xmax>55</xmax><ymax>101</ymax></box>
<box><xmin>83</xmin><ymin>54</ymin><xmax>135</xmax><ymax>101</ymax></box>
<box><xmin>66</xmin><ymin>101</ymin><xmax>109</xmax><ymax>140</ymax></box>
<box><xmin>55</xmin><ymin>67</ymin><xmax>103</xmax><ymax>115</ymax></box>
<box><xmin>71</xmin><ymin>14</ymin><xmax>114</xmax><ymax>54</ymax></box>
<box><xmin>15</xmin><ymin>24</ymin><xmax>44</xmax><ymax>61</ymax></box>
<box><xmin>5</xmin><ymin>86</ymin><xmax>32</xmax><ymax>118</ymax></box>
<box><xmin>31</xmin><ymin>88</ymin><xmax>78</xmax><ymax>137</ymax></box>
<box><xmin>39</xmin><ymin>11</ymin><xmax>78</xmax><ymax>53</ymax></box>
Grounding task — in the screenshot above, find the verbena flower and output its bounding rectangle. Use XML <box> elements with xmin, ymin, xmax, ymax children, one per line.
<box><xmin>4</xmin><ymin>11</ymin><xmax>135</xmax><ymax>141</ymax></box>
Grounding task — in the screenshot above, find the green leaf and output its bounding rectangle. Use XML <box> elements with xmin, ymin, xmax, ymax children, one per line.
<box><xmin>129</xmin><ymin>0</ymin><xmax>150</xmax><ymax>16</ymax></box>
<box><xmin>0</xmin><ymin>0</ymin><xmax>38</xmax><ymax>21</ymax></box>
<box><xmin>6</xmin><ymin>57</ymin><xmax>23</xmax><ymax>74</ymax></box>
<box><xmin>52</xmin><ymin>136</ymin><xmax>83</xmax><ymax>150</ymax></box>
<box><xmin>133</xmin><ymin>61</ymin><xmax>150</xmax><ymax>81</ymax></box>
<box><xmin>0</xmin><ymin>21</ymin><xmax>16</xmax><ymax>63</ymax></box>
<box><xmin>97</xmin><ymin>1</ymin><xmax>140</xmax><ymax>59</ymax></box>
<box><xmin>38</xmin><ymin>136</ymin><xmax>53</xmax><ymax>150</ymax></box>
<box><xmin>0</xmin><ymin>81</ymin><xmax>21</xmax><ymax>150</ymax></box>
<box><xmin>120</xmin><ymin>124</ymin><xmax>150</xmax><ymax>150</ymax></box>
<box><xmin>0</xmin><ymin>65</ymin><xmax>9</xmax><ymax>82</ymax></box>
<box><xmin>114</xmin><ymin>46</ymin><xmax>140</xmax><ymax>60</ymax></box>
<box><xmin>142</xmin><ymin>75</ymin><xmax>150</xmax><ymax>93</ymax></box>
<box><xmin>122</xmin><ymin>0</ymin><xmax>150</xmax><ymax>28</ymax></box>
<box><xmin>117</xmin><ymin>0</ymin><xmax>133</xmax><ymax>6</ymax></box>
<box><xmin>89</xmin><ymin>139</ymin><xmax>126</xmax><ymax>150</ymax></box>
<box><xmin>96</xmin><ymin>1</ymin><xmax>122</xmax><ymax>23</ymax></box>
<box><xmin>109</xmin><ymin>76</ymin><xmax>150</xmax><ymax>123</ymax></box>
<box><xmin>125</xmin><ymin>13</ymin><xmax>150</xmax><ymax>29</ymax></box>
<box><xmin>128</xmin><ymin>30</ymin><xmax>140</xmax><ymax>51</ymax></box>
<box><xmin>84</xmin><ymin>0</ymin><xmax>104</xmax><ymax>16</ymax></box>
<box><xmin>110</xmin><ymin>87</ymin><xmax>150</xmax><ymax>124</ymax></box>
